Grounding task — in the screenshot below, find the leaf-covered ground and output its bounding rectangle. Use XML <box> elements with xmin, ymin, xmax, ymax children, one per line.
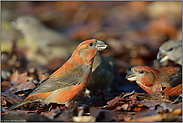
<box><xmin>1</xmin><ymin>1</ymin><xmax>182</xmax><ymax>122</ymax></box>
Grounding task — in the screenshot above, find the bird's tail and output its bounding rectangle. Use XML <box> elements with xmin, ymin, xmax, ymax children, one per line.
<box><xmin>163</xmin><ymin>84</ymin><xmax>182</xmax><ymax>97</ymax></box>
<box><xmin>7</xmin><ymin>100</ymin><xmax>31</xmax><ymax>111</ymax></box>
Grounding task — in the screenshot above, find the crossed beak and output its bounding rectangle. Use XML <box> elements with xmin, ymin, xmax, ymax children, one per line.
<box><xmin>125</xmin><ymin>70</ymin><xmax>137</xmax><ymax>81</ymax></box>
<box><xmin>96</xmin><ymin>40</ymin><xmax>108</xmax><ymax>51</ymax></box>
<box><xmin>157</xmin><ymin>51</ymin><xmax>169</xmax><ymax>63</ymax></box>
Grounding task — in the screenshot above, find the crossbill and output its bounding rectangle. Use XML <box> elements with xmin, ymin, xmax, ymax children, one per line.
<box><xmin>157</xmin><ymin>40</ymin><xmax>182</xmax><ymax>66</ymax></box>
<box><xmin>8</xmin><ymin>39</ymin><xmax>108</xmax><ymax>110</ymax></box>
<box><xmin>11</xmin><ymin>15</ymin><xmax>79</xmax><ymax>65</ymax></box>
<box><xmin>126</xmin><ymin>66</ymin><xmax>182</xmax><ymax>97</ymax></box>
<box><xmin>87</xmin><ymin>52</ymin><xmax>114</xmax><ymax>93</ymax></box>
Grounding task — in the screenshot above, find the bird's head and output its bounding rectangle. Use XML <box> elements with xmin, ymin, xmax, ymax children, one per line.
<box><xmin>71</xmin><ymin>39</ymin><xmax>108</xmax><ymax>64</ymax></box>
<box><xmin>157</xmin><ymin>40</ymin><xmax>182</xmax><ymax>65</ymax></box>
<box><xmin>126</xmin><ymin>66</ymin><xmax>159</xmax><ymax>87</ymax></box>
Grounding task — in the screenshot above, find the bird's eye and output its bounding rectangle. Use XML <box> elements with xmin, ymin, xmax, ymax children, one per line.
<box><xmin>167</xmin><ymin>48</ymin><xmax>173</xmax><ymax>51</ymax></box>
<box><xmin>89</xmin><ymin>43</ymin><xmax>93</xmax><ymax>46</ymax></box>
<box><xmin>138</xmin><ymin>70</ymin><xmax>144</xmax><ymax>74</ymax></box>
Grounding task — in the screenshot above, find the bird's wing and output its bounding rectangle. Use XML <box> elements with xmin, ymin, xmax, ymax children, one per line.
<box><xmin>160</xmin><ymin>67</ymin><xmax>182</xmax><ymax>87</ymax></box>
<box><xmin>29</xmin><ymin>65</ymin><xmax>86</xmax><ymax>96</ymax></box>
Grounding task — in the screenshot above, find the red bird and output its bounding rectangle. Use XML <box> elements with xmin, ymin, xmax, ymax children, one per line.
<box><xmin>8</xmin><ymin>39</ymin><xmax>108</xmax><ymax>110</ymax></box>
<box><xmin>126</xmin><ymin>66</ymin><xmax>182</xmax><ymax>97</ymax></box>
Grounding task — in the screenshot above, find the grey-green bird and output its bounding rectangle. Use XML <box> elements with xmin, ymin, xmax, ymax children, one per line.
<box><xmin>87</xmin><ymin>52</ymin><xmax>114</xmax><ymax>93</ymax></box>
<box><xmin>12</xmin><ymin>15</ymin><xmax>79</xmax><ymax>64</ymax></box>
<box><xmin>157</xmin><ymin>40</ymin><xmax>182</xmax><ymax>66</ymax></box>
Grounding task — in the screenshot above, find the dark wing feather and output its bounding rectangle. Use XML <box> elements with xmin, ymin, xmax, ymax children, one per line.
<box><xmin>160</xmin><ymin>67</ymin><xmax>182</xmax><ymax>87</ymax></box>
<box><xmin>29</xmin><ymin>65</ymin><xmax>85</xmax><ymax>96</ymax></box>
<box><xmin>166</xmin><ymin>68</ymin><xmax>182</xmax><ymax>87</ymax></box>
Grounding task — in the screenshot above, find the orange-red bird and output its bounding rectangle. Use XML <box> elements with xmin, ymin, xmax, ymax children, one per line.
<box><xmin>126</xmin><ymin>66</ymin><xmax>182</xmax><ymax>97</ymax></box>
<box><xmin>8</xmin><ymin>39</ymin><xmax>108</xmax><ymax>110</ymax></box>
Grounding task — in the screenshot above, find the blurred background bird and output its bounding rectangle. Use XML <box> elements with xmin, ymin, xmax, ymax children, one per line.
<box><xmin>11</xmin><ymin>15</ymin><xmax>79</xmax><ymax>66</ymax></box>
<box><xmin>86</xmin><ymin>52</ymin><xmax>114</xmax><ymax>94</ymax></box>
<box><xmin>157</xmin><ymin>40</ymin><xmax>182</xmax><ymax>66</ymax></box>
<box><xmin>126</xmin><ymin>66</ymin><xmax>182</xmax><ymax>99</ymax></box>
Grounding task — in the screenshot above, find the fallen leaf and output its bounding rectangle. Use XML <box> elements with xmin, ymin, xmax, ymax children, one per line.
<box><xmin>131</xmin><ymin>114</ymin><xmax>163</xmax><ymax>122</ymax></box>
<box><xmin>1</xmin><ymin>92</ymin><xmax>23</xmax><ymax>106</ymax></box>
<box><xmin>15</xmin><ymin>81</ymin><xmax>35</xmax><ymax>93</ymax></box>
<box><xmin>18</xmin><ymin>72</ymin><xmax>28</xmax><ymax>84</ymax></box>
<box><xmin>1</xmin><ymin>81</ymin><xmax>11</xmax><ymax>91</ymax></box>
<box><xmin>10</xmin><ymin>71</ymin><xmax>28</xmax><ymax>86</ymax></box>
<box><xmin>171</xmin><ymin>108</ymin><xmax>182</xmax><ymax>115</ymax></box>
<box><xmin>136</xmin><ymin>100</ymin><xmax>182</xmax><ymax>111</ymax></box>
<box><xmin>73</xmin><ymin>116</ymin><xmax>96</xmax><ymax>122</ymax></box>
<box><xmin>55</xmin><ymin>109</ymin><xmax>74</xmax><ymax>122</ymax></box>
<box><xmin>107</xmin><ymin>96</ymin><xmax>122</xmax><ymax>106</ymax></box>
<box><xmin>1</xmin><ymin>114</ymin><xmax>52</xmax><ymax>122</ymax></box>
<box><xmin>10</xmin><ymin>70</ymin><xmax>19</xmax><ymax>85</ymax></box>
<box><xmin>90</xmin><ymin>107</ymin><xmax>101</xmax><ymax>117</ymax></box>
